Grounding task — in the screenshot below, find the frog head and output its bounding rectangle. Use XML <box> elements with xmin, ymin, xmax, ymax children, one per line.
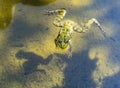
<box><xmin>54</xmin><ymin>32</ymin><xmax>70</xmax><ymax>49</ymax></box>
<box><xmin>55</xmin><ymin>38</ymin><xmax>68</xmax><ymax>49</ymax></box>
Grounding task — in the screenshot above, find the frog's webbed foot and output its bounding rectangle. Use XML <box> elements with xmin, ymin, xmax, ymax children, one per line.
<box><xmin>45</xmin><ymin>8</ymin><xmax>67</xmax><ymax>27</ymax></box>
<box><xmin>45</xmin><ymin>8</ymin><xmax>66</xmax><ymax>15</ymax></box>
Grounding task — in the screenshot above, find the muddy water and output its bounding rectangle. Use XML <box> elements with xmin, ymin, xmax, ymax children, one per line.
<box><xmin>0</xmin><ymin>0</ymin><xmax>56</xmax><ymax>29</ymax></box>
<box><xmin>0</xmin><ymin>0</ymin><xmax>120</xmax><ymax>88</ymax></box>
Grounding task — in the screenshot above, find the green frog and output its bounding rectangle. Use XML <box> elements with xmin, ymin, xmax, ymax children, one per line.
<box><xmin>54</xmin><ymin>27</ymin><xmax>71</xmax><ymax>49</ymax></box>
<box><xmin>45</xmin><ymin>8</ymin><xmax>106</xmax><ymax>56</ymax></box>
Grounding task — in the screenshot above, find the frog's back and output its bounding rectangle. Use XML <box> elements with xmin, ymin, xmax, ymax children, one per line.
<box><xmin>55</xmin><ymin>31</ymin><xmax>70</xmax><ymax>49</ymax></box>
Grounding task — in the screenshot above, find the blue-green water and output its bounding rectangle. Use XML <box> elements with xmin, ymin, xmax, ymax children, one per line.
<box><xmin>0</xmin><ymin>0</ymin><xmax>120</xmax><ymax>88</ymax></box>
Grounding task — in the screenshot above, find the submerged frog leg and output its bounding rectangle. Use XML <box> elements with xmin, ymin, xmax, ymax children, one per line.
<box><xmin>73</xmin><ymin>18</ymin><xmax>106</xmax><ymax>37</ymax></box>
<box><xmin>46</xmin><ymin>8</ymin><xmax>67</xmax><ymax>27</ymax></box>
<box><xmin>67</xmin><ymin>41</ymin><xmax>72</xmax><ymax>58</ymax></box>
<box><xmin>72</xmin><ymin>22</ymin><xmax>83</xmax><ymax>33</ymax></box>
<box><xmin>83</xmin><ymin>18</ymin><xmax>106</xmax><ymax>37</ymax></box>
<box><xmin>64</xmin><ymin>32</ymin><xmax>72</xmax><ymax>57</ymax></box>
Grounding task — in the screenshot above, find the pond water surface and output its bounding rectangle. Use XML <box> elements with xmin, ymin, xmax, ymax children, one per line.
<box><xmin>0</xmin><ymin>0</ymin><xmax>120</xmax><ymax>88</ymax></box>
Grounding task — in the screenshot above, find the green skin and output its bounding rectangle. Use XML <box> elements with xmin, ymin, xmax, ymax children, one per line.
<box><xmin>55</xmin><ymin>28</ymin><xmax>71</xmax><ymax>49</ymax></box>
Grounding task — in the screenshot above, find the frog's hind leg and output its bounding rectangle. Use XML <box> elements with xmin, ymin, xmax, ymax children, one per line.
<box><xmin>67</xmin><ymin>42</ymin><xmax>72</xmax><ymax>58</ymax></box>
<box><xmin>73</xmin><ymin>18</ymin><xmax>106</xmax><ymax>37</ymax></box>
<box><xmin>83</xmin><ymin>18</ymin><xmax>106</xmax><ymax>37</ymax></box>
<box><xmin>46</xmin><ymin>8</ymin><xmax>67</xmax><ymax>27</ymax></box>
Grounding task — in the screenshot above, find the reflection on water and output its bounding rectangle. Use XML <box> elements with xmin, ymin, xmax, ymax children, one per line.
<box><xmin>0</xmin><ymin>0</ymin><xmax>56</xmax><ymax>30</ymax></box>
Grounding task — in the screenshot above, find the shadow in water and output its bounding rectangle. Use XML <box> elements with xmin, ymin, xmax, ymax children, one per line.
<box><xmin>102</xmin><ymin>71</ymin><xmax>120</xmax><ymax>88</ymax></box>
<box><xmin>63</xmin><ymin>50</ymin><xmax>98</xmax><ymax>88</ymax></box>
<box><xmin>16</xmin><ymin>50</ymin><xmax>52</xmax><ymax>75</ymax></box>
<box><xmin>13</xmin><ymin>49</ymin><xmax>98</xmax><ymax>88</ymax></box>
<box><xmin>0</xmin><ymin>0</ymin><xmax>56</xmax><ymax>30</ymax></box>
